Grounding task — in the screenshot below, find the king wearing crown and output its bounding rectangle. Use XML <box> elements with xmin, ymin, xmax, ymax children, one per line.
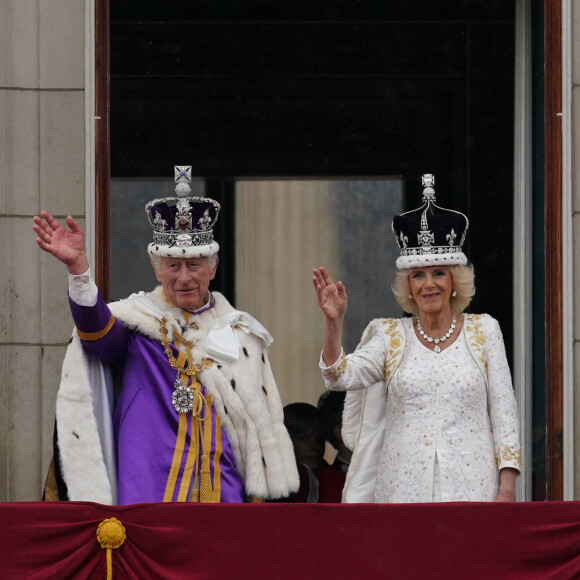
<box><xmin>33</xmin><ymin>166</ymin><xmax>299</xmax><ymax>504</ymax></box>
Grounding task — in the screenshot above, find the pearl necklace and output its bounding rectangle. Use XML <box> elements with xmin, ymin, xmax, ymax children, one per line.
<box><xmin>416</xmin><ymin>315</ymin><xmax>457</xmax><ymax>353</ymax></box>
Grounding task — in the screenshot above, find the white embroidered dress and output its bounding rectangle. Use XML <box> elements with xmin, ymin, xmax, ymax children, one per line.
<box><xmin>320</xmin><ymin>314</ymin><xmax>520</xmax><ymax>503</ymax></box>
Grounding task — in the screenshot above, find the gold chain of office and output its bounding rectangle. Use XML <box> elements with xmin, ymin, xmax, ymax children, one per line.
<box><xmin>159</xmin><ymin>318</ymin><xmax>213</xmax><ymax>376</ymax></box>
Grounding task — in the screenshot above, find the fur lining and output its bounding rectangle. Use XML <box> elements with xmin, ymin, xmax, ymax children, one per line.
<box><xmin>56</xmin><ymin>334</ymin><xmax>114</xmax><ymax>503</ymax></box>
<box><xmin>56</xmin><ymin>289</ymin><xmax>298</xmax><ymax>503</ymax></box>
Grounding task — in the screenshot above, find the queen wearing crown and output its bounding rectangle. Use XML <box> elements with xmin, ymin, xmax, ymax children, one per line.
<box><xmin>312</xmin><ymin>175</ymin><xmax>521</xmax><ymax>503</ymax></box>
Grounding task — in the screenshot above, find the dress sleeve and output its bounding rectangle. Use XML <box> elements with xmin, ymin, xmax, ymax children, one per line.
<box><xmin>484</xmin><ymin>315</ymin><xmax>521</xmax><ymax>473</ymax></box>
<box><xmin>319</xmin><ymin>321</ymin><xmax>387</xmax><ymax>391</ymax></box>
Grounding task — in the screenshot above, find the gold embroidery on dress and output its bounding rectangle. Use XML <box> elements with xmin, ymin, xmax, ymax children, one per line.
<box><xmin>496</xmin><ymin>446</ymin><xmax>521</xmax><ymax>468</ymax></box>
<box><xmin>325</xmin><ymin>319</ymin><xmax>403</xmax><ymax>381</ymax></box>
<box><xmin>465</xmin><ymin>314</ymin><xmax>487</xmax><ymax>373</ymax></box>
<box><xmin>383</xmin><ymin>319</ymin><xmax>403</xmax><ymax>381</ymax></box>
<box><xmin>327</xmin><ymin>353</ymin><xmax>347</xmax><ymax>380</ymax></box>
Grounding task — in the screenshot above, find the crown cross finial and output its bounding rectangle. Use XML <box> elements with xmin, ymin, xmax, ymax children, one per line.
<box><xmin>421</xmin><ymin>173</ymin><xmax>436</xmax><ymax>200</ymax></box>
<box><xmin>174</xmin><ymin>166</ymin><xmax>192</xmax><ymax>198</ymax></box>
<box><xmin>175</xmin><ymin>166</ymin><xmax>191</xmax><ymax>183</ymax></box>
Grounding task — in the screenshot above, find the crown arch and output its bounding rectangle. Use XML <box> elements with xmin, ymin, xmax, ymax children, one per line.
<box><xmin>93</xmin><ymin>0</ymin><xmax>562</xmax><ymax>501</ymax></box>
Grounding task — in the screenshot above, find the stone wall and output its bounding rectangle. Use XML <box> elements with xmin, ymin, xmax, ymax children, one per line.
<box><xmin>0</xmin><ymin>0</ymin><xmax>86</xmax><ymax>501</ymax></box>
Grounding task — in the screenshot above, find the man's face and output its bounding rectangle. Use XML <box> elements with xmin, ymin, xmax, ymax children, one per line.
<box><xmin>155</xmin><ymin>256</ymin><xmax>217</xmax><ymax>310</ymax></box>
<box><xmin>290</xmin><ymin>425</ymin><xmax>326</xmax><ymax>472</ymax></box>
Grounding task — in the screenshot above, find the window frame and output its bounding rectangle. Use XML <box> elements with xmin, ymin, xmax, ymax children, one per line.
<box><xmin>93</xmin><ymin>0</ymin><xmax>565</xmax><ymax>500</ymax></box>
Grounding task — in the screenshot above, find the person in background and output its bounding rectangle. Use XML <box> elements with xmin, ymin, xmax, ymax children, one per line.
<box><xmin>283</xmin><ymin>402</ymin><xmax>345</xmax><ymax>503</ymax></box>
<box><xmin>312</xmin><ymin>174</ymin><xmax>520</xmax><ymax>503</ymax></box>
<box><xmin>33</xmin><ymin>166</ymin><xmax>298</xmax><ymax>504</ymax></box>
<box><xmin>317</xmin><ymin>391</ymin><xmax>351</xmax><ymax>475</ymax></box>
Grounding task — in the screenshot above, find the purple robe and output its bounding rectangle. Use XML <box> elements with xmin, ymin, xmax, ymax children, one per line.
<box><xmin>69</xmin><ymin>294</ymin><xmax>245</xmax><ymax>504</ymax></box>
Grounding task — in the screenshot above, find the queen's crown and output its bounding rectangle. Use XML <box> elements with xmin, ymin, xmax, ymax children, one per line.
<box><xmin>391</xmin><ymin>174</ymin><xmax>469</xmax><ymax>270</ymax></box>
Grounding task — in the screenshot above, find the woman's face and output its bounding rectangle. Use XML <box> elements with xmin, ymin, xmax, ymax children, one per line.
<box><xmin>408</xmin><ymin>266</ymin><xmax>453</xmax><ymax>317</ymax></box>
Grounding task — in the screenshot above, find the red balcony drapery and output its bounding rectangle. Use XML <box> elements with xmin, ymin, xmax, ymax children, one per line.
<box><xmin>2</xmin><ymin>501</ymin><xmax>580</xmax><ymax>579</ymax></box>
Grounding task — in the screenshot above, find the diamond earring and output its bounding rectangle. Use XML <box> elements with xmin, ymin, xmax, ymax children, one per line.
<box><xmin>452</xmin><ymin>291</ymin><xmax>457</xmax><ymax>297</ymax></box>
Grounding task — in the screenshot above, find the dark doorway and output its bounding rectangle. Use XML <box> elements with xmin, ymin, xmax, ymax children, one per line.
<box><xmin>109</xmin><ymin>2</ymin><xmax>515</xmax><ymax>354</ymax></box>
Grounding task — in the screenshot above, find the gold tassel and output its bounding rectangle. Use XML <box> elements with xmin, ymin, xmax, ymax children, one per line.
<box><xmin>96</xmin><ymin>518</ymin><xmax>126</xmax><ymax>580</ymax></box>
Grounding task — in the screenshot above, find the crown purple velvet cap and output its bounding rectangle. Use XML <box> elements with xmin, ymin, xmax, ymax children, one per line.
<box><xmin>145</xmin><ymin>166</ymin><xmax>221</xmax><ymax>259</ymax></box>
<box><xmin>391</xmin><ymin>174</ymin><xmax>469</xmax><ymax>270</ymax></box>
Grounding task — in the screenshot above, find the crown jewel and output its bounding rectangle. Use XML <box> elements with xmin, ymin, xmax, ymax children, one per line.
<box><xmin>146</xmin><ymin>166</ymin><xmax>221</xmax><ymax>258</ymax></box>
<box><xmin>391</xmin><ymin>174</ymin><xmax>469</xmax><ymax>270</ymax></box>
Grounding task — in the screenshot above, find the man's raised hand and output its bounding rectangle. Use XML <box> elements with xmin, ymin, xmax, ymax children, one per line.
<box><xmin>32</xmin><ymin>211</ymin><xmax>89</xmax><ymax>274</ymax></box>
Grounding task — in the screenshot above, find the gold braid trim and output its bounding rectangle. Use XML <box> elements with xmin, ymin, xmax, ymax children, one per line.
<box><xmin>164</xmin><ymin>398</ymin><xmax>189</xmax><ymax>501</ymax></box>
<box><xmin>199</xmin><ymin>394</ymin><xmax>216</xmax><ymax>502</ymax></box>
<box><xmin>77</xmin><ymin>314</ymin><xmax>116</xmax><ymax>341</ymax></box>
<box><xmin>210</xmin><ymin>411</ymin><xmax>223</xmax><ymax>502</ymax></box>
<box><xmin>177</xmin><ymin>403</ymin><xmax>198</xmax><ymax>502</ymax></box>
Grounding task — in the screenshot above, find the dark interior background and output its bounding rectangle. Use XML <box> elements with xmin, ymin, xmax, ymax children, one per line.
<box><xmin>109</xmin><ymin>1</ymin><xmax>515</xmax><ymax>358</ymax></box>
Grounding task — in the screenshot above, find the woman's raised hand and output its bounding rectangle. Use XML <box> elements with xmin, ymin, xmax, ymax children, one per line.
<box><xmin>312</xmin><ymin>266</ymin><xmax>347</xmax><ymax>320</ymax></box>
<box><xmin>32</xmin><ymin>211</ymin><xmax>89</xmax><ymax>274</ymax></box>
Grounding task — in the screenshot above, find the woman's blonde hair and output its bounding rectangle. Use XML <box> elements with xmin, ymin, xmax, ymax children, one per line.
<box><xmin>391</xmin><ymin>264</ymin><xmax>475</xmax><ymax>315</ymax></box>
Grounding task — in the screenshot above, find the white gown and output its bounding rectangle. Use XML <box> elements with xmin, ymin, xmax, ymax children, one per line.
<box><xmin>321</xmin><ymin>314</ymin><xmax>521</xmax><ymax>503</ymax></box>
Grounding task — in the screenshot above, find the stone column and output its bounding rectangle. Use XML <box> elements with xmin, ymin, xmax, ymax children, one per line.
<box><xmin>0</xmin><ymin>0</ymin><xmax>86</xmax><ymax>501</ymax></box>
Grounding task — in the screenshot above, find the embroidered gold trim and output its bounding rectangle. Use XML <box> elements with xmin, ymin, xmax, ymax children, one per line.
<box><xmin>496</xmin><ymin>446</ymin><xmax>521</xmax><ymax>468</ymax></box>
<box><xmin>327</xmin><ymin>352</ymin><xmax>347</xmax><ymax>380</ymax></box>
<box><xmin>465</xmin><ymin>314</ymin><xmax>487</xmax><ymax>372</ymax></box>
<box><xmin>324</xmin><ymin>351</ymin><xmax>347</xmax><ymax>381</ymax></box>
<box><xmin>383</xmin><ymin>319</ymin><xmax>403</xmax><ymax>381</ymax></box>
<box><xmin>77</xmin><ymin>315</ymin><xmax>116</xmax><ymax>341</ymax></box>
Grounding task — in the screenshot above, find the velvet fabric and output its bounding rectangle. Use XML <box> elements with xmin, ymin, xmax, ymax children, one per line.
<box><xmin>3</xmin><ymin>501</ymin><xmax>580</xmax><ymax>579</ymax></box>
<box><xmin>68</xmin><ymin>296</ymin><xmax>244</xmax><ymax>504</ymax></box>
